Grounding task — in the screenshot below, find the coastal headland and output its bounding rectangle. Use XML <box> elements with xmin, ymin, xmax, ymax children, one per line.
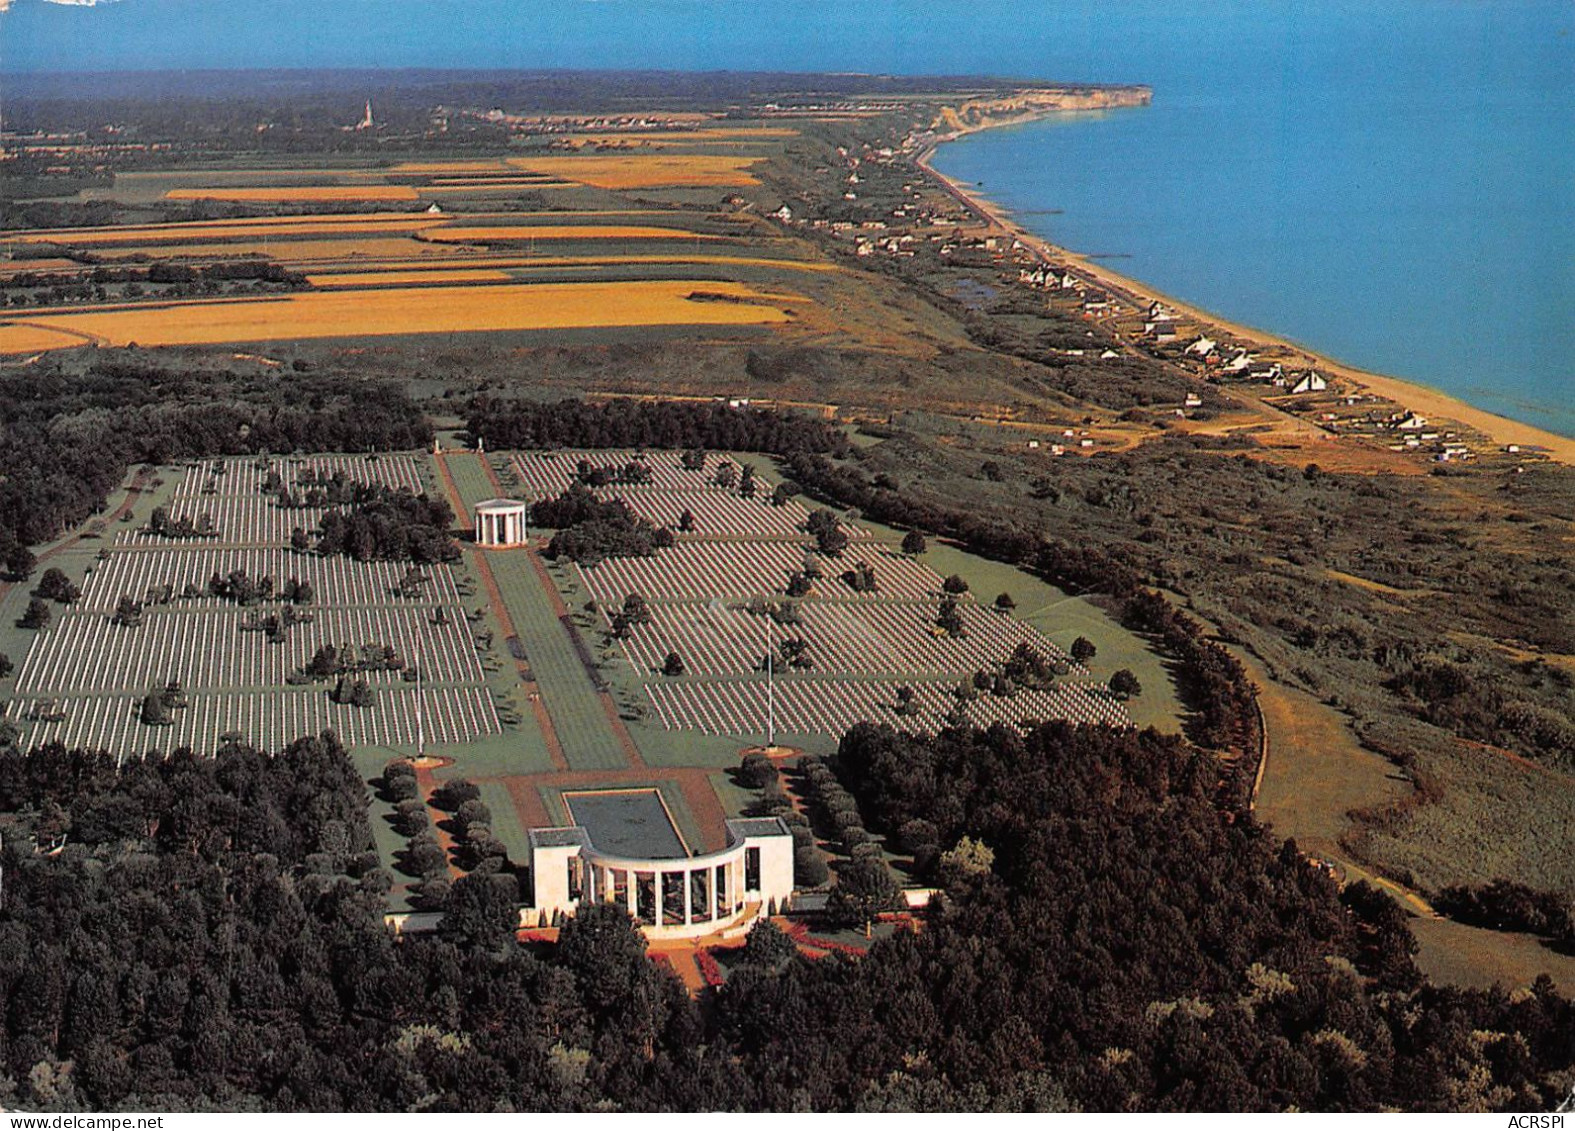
<box><xmin>921</xmin><ymin>107</ymin><xmax>1575</xmax><ymax>466</ymax></box>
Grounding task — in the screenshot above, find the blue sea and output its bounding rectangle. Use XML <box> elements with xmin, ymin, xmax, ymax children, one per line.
<box><xmin>6</xmin><ymin>0</ymin><xmax>1572</xmax><ymax>434</ymax></box>
<box><xmin>927</xmin><ymin>3</ymin><xmax>1575</xmax><ymax>437</ymax></box>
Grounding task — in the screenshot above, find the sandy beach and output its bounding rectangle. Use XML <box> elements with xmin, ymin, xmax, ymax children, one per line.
<box><xmin>920</xmin><ymin>129</ymin><xmax>1575</xmax><ymax>466</ymax></box>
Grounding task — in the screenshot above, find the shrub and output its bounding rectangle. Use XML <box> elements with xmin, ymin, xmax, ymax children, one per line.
<box><xmin>403</xmin><ymin>838</ymin><xmax>449</xmax><ymax>879</ymax></box>
<box><xmin>18</xmin><ymin>598</ymin><xmax>50</xmax><ymax>630</ymax></box>
<box><xmin>384</xmin><ymin>759</ymin><xmax>417</xmax><ymax>781</ymax></box>
<box><xmin>832</xmin><ymin>809</ymin><xmax>864</xmax><ymax>834</ymax></box>
<box><xmin>454</xmin><ymin>798</ymin><xmax>493</xmax><ymax>832</ymax></box>
<box><xmin>895</xmin><ymin>817</ymin><xmax>939</xmax><ymax>856</ymax></box>
<box><xmin>823</xmin><ymin>791</ymin><xmax>858</xmax><ymax>816</ymax></box>
<box><xmin>794</xmin><ymin>845</ymin><xmax>829</xmax><ymax>886</ymax></box>
<box><xmin>386</xmin><ymin>775</ymin><xmax>420</xmax><ymax>803</ymax></box>
<box><xmin>740</xmin><ymin>918</ymin><xmax>799</xmax><ymax>966</ymax></box>
<box><xmin>738</xmin><ymin>752</ymin><xmax>780</xmax><ymax>789</ymax></box>
<box><xmin>34</xmin><ymin>567</ymin><xmax>80</xmax><ymax>604</ymax></box>
<box><xmin>392</xmin><ymin>799</ymin><xmax>430</xmax><ymax>836</ymax></box>
<box><xmin>433</xmin><ymin>778</ymin><xmax>480</xmax><ymax>811</ymax></box>
<box><xmin>1110</xmin><ymin>669</ymin><xmax>1143</xmax><ymax>699</ymax></box>
<box><xmin>410</xmin><ymin>876</ymin><xmax>451</xmax><ymax>911</ymax></box>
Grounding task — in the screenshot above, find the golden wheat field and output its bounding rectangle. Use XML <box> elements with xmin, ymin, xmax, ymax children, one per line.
<box><xmin>420</xmin><ymin>225</ymin><xmax>723</xmax><ymax>244</ymax></box>
<box><xmin>304</xmin><ymin>269</ymin><xmax>514</xmax><ymax>287</ymax></box>
<box><xmin>0</xmin><ymin>323</ymin><xmax>102</xmax><ymax>352</ymax></box>
<box><xmin>165</xmin><ymin>186</ymin><xmax>421</xmax><ymax>203</ymax></box>
<box><xmin>428</xmin><ymin>177</ymin><xmax>560</xmax><ymax>186</ymax></box>
<box><xmin>0</xmin><ymin>280</ymin><xmax>796</xmax><ymax>353</ymax></box>
<box><xmin>503</xmin><ymin>155</ymin><xmax>762</xmax><ymax>189</ymax></box>
<box><xmin>0</xmin><ymin>258</ymin><xmax>81</xmax><ymax>276</ymax></box>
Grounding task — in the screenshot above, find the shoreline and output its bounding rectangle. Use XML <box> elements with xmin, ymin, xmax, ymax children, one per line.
<box><xmin>919</xmin><ymin>118</ymin><xmax>1575</xmax><ymax>466</ymax></box>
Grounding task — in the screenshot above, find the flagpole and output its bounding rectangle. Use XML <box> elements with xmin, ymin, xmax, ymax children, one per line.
<box><xmin>415</xmin><ymin>639</ymin><xmax>424</xmax><ymax>760</ymax></box>
<box><xmin>764</xmin><ymin>595</ymin><xmax>775</xmax><ymax>747</ymax></box>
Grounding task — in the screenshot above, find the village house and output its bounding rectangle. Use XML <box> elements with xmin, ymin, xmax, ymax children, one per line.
<box><xmin>1291</xmin><ymin>371</ymin><xmax>1328</xmax><ymax>394</ymax></box>
<box><xmin>1186</xmin><ymin>336</ymin><xmax>1217</xmax><ymax>358</ymax></box>
<box><xmin>1222</xmin><ymin>349</ymin><xmax>1254</xmax><ymax>374</ymax></box>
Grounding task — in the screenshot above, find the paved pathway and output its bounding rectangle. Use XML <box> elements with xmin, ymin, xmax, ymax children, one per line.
<box><xmin>0</xmin><ymin>466</ymin><xmax>153</xmax><ymax>604</ymax></box>
<box><xmin>434</xmin><ymin>449</ymin><xmax>732</xmax><ymax>853</ymax></box>
<box><xmin>433</xmin><ymin>448</ymin><xmax>570</xmax><ymax>772</ymax></box>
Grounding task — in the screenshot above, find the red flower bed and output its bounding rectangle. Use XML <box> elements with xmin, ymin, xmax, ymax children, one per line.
<box><xmin>695</xmin><ymin>947</ymin><xmax>725</xmax><ymax>988</ymax></box>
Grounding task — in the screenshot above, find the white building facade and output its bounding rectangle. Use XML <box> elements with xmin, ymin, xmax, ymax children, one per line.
<box><xmin>474</xmin><ymin>498</ymin><xmax>527</xmax><ymax>547</ymax></box>
<box><xmin>528</xmin><ymin>817</ymin><xmax>795</xmax><ymax>939</ymax></box>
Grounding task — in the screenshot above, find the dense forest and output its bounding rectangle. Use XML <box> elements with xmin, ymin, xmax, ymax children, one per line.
<box><xmin>0</xmin><ymin>358</ymin><xmax>430</xmax><ymax>566</ymax></box>
<box><xmin>465</xmin><ymin>397</ymin><xmax>851</xmax><ymax>459</ymax></box>
<box><xmin>1</xmin><ymin>725</ymin><xmax>1571</xmax><ymax>1112</ymax></box>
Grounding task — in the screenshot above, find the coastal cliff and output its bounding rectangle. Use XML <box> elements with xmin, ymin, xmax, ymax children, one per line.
<box><xmin>935</xmin><ymin>85</ymin><xmax>1151</xmax><ymax>134</ymax></box>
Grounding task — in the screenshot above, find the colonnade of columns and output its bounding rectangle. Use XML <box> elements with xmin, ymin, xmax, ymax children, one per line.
<box><xmin>475</xmin><ymin>506</ymin><xmax>525</xmax><ymax>547</ymax></box>
<box><xmin>586</xmin><ymin>857</ymin><xmax>746</xmax><ymax>928</ymax></box>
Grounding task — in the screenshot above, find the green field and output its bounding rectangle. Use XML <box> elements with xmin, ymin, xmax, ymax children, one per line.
<box><xmin>902</xmin><ymin>533</ymin><xmax>1185</xmax><ymax>732</ymax></box>
<box><xmin>485</xmin><ymin>550</ymin><xmax>628</xmax><ymax>771</ymax></box>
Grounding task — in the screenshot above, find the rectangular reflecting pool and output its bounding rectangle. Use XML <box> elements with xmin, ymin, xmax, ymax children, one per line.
<box><xmin>564</xmin><ymin>788</ymin><xmax>688</xmax><ymax>860</ymax></box>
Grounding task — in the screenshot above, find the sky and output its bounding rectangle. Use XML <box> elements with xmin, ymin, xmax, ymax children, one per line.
<box><xmin>0</xmin><ymin>0</ymin><xmax>1145</xmax><ymax>78</ymax></box>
